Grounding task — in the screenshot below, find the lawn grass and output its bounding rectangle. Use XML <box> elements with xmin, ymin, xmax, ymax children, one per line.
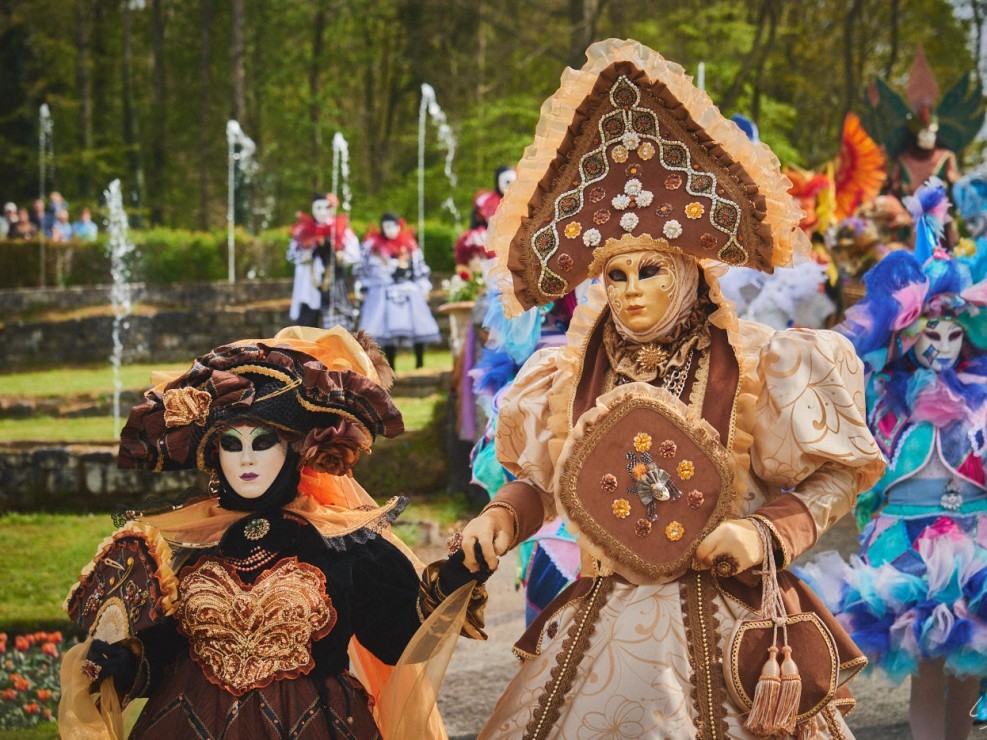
<box><xmin>0</xmin><ymin>363</ymin><xmax>187</xmax><ymax>398</ymax></box>
<box><xmin>0</xmin><ymin>415</ymin><xmax>123</xmax><ymax>443</ymax></box>
<box><xmin>0</xmin><ymin>513</ymin><xmax>117</xmax><ymax>632</ymax></box>
<box><xmin>0</xmin><ymin>394</ymin><xmax>443</xmax><ymax>444</ymax></box>
<box><xmin>0</xmin><ymin>350</ymin><xmax>452</xmax><ymax>398</ymax></box>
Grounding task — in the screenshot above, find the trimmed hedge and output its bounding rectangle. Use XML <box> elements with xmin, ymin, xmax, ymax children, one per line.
<box><xmin>0</xmin><ymin>221</ymin><xmax>459</xmax><ymax>289</ymax></box>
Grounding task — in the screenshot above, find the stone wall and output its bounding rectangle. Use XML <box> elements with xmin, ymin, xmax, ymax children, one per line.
<box><xmin>0</xmin><ymin>279</ymin><xmax>293</xmax><ymax>317</ymax></box>
<box><xmin>0</xmin><ymin>277</ymin><xmax>453</xmax><ymax>371</ymax></box>
<box><xmin>0</xmin><ymin>443</ymin><xmax>201</xmax><ymax>512</ymax></box>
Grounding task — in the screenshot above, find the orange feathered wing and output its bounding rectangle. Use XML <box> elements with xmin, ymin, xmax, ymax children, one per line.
<box><xmin>834</xmin><ymin>112</ymin><xmax>887</xmax><ymax>220</ymax></box>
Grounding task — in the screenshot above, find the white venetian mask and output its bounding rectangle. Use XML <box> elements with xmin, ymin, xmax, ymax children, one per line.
<box><xmin>497</xmin><ymin>169</ymin><xmax>517</xmax><ymax>195</ymax></box>
<box><xmin>382</xmin><ymin>220</ymin><xmax>401</xmax><ymax>240</ymax></box>
<box><xmin>312</xmin><ymin>199</ymin><xmax>332</xmax><ymax>225</ymax></box>
<box><xmin>916</xmin><ymin>124</ymin><xmax>938</xmax><ymax>151</ymax></box>
<box><xmin>218</xmin><ymin>424</ymin><xmax>288</xmax><ymax>499</ymax></box>
<box><xmin>913</xmin><ymin>318</ymin><xmax>963</xmax><ymax>371</ymax></box>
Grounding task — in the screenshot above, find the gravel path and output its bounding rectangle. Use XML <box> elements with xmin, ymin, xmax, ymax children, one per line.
<box><xmin>429</xmin><ymin>516</ymin><xmax>916</xmax><ymax>738</ymax></box>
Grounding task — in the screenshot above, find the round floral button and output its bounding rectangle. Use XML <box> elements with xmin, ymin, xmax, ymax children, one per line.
<box><xmin>665</xmin><ymin>521</ymin><xmax>685</xmax><ymax>542</ymax></box>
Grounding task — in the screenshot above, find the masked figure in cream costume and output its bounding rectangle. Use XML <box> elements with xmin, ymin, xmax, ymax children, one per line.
<box><xmin>458</xmin><ymin>40</ymin><xmax>885</xmax><ymax>739</ymax></box>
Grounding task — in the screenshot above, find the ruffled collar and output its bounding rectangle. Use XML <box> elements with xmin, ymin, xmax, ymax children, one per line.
<box><xmin>602</xmin><ymin>297</ymin><xmax>712</xmax><ymax>384</ymax></box>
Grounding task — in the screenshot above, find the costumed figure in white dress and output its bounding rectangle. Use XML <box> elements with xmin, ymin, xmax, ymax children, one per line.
<box><xmin>287</xmin><ymin>193</ymin><xmax>360</xmax><ymax>329</ymax></box>
<box><xmin>799</xmin><ymin>179</ymin><xmax>987</xmax><ymax>740</ymax></box>
<box><xmin>357</xmin><ymin>213</ymin><xmax>440</xmax><ymax>369</ymax></box>
<box><xmin>456</xmin><ymin>39</ymin><xmax>886</xmax><ymax>739</ymax></box>
<box><xmin>57</xmin><ymin>327</ymin><xmax>489</xmax><ymax>739</ymax></box>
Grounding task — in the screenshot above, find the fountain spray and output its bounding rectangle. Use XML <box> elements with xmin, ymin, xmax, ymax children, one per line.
<box><xmin>105</xmin><ymin>179</ymin><xmax>135</xmax><ymax>435</ymax></box>
<box><xmin>226</xmin><ymin>120</ymin><xmax>257</xmax><ymax>283</ymax></box>
<box><xmin>38</xmin><ymin>104</ymin><xmax>53</xmax><ymax>287</ymax></box>
<box><xmin>418</xmin><ymin>83</ymin><xmax>461</xmax><ymax>254</ymax></box>
<box><xmin>331</xmin><ymin>132</ymin><xmax>353</xmax><ymax>213</ymax></box>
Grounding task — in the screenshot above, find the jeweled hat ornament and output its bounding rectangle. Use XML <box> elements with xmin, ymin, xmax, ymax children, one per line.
<box><xmin>486</xmin><ymin>38</ymin><xmax>807</xmax><ymax>317</ymax></box>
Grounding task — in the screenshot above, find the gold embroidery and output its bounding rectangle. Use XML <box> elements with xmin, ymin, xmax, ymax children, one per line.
<box><xmin>524</xmin><ymin>576</ymin><xmax>614</xmax><ymax>739</ymax></box>
<box><xmin>162</xmin><ymin>387</ymin><xmax>212</xmax><ymax>428</ymax></box>
<box><xmin>680</xmin><ymin>571</ymin><xmax>728</xmax><ymax>739</ymax></box>
<box><xmin>688</xmin><ymin>346</ymin><xmax>710</xmax><ymax>411</ymax></box>
<box><xmin>177</xmin><ymin>557</ymin><xmax>336</xmax><ymax>696</ymax></box>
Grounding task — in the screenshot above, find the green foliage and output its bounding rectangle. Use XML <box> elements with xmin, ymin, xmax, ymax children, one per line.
<box><xmin>0</xmin><ymin>219</ymin><xmax>456</xmax><ymax>287</ymax></box>
<box><xmin>0</xmin><ymin>0</ymin><xmax>978</xmax><ymax>229</ymax></box>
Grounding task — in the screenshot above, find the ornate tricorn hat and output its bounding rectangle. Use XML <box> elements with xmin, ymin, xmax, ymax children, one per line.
<box><xmin>487</xmin><ymin>39</ymin><xmax>807</xmax><ymax>317</ymax></box>
<box><xmin>119</xmin><ymin>326</ymin><xmax>403</xmax><ymax>473</ymax></box>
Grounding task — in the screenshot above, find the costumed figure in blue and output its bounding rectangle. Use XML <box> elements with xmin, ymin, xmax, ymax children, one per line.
<box><xmin>287</xmin><ymin>193</ymin><xmax>361</xmax><ymax>329</ymax></box>
<box><xmin>356</xmin><ymin>213</ymin><xmax>440</xmax><ymax>369</ymax></box>
<box><xmin>800</xmin><ymin>178</ymin><xmax>987</xmax><ymax>740</ymax></box>
<box><xmin>470</xmin><ymin>285</ymin><xmax>583</xmax><ymax>625</ymax></box>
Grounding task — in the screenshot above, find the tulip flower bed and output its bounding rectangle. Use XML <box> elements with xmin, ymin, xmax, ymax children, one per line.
<box><xmin>0</xmin><ymin>631</ymin><xmax>67</xmax><ymax>731</ymax></box>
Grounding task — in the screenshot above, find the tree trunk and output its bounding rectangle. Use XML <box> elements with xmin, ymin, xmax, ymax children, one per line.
<box><xmin>121</xmin><ymin>0</ymin><xmax>144</xmax><ymax>218</ymax></box>
<box><xmin>568</xmin><ymin>0</ymin><xmax>601</xmax><ymax>69</ymax></box>
<box><xmin>843</xmin><ymin>0</ymin><xmax>864</xmax><ymax>115</ymax></box>
<box><xmin>884</xmin><ymin>0</ymin><xmax>900</xmax><ymax>79</ymax></box>
<box><xmin>231</xmin><ymin>0</ymin><xmax>246</xmax><ymax>123</ymax></box>
<box><xmin>720</xmin><ymin>0</ymin><xmax>770</xmax><ymax>113</ymax></box>
<box><xmin>149</xmin><ymin>0</ymin><xmax>167</xmax><ymax>225</ymax></box>
<box><xmin>74</xmin><ymin>0</ymin><xmax>93</xmax><ymax>202</ymax></box>
<box><xmin>362</xmin><ymin>19</ymin><xmax>379</xmax><ymax>194</ymax></box>
<box><xmin>197</xmin><ymin>0</ymin><xmax>215</xmax><ymax>230</ymax></box>
<box><xmin>309</xmin><ymin>6</ymin><xmax>326</xmax><ymax>192</ymax></box>
<box><xmin>750</xmin><ymin>0</ymin><xmax>779</xmax><ymax>123</ymax></box>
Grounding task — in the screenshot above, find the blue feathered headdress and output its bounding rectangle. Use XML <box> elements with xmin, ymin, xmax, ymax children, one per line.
<box><xmin>841</xmin><ymin>181</ymin><xmax>987</xmax><ymax>373</ymax></box>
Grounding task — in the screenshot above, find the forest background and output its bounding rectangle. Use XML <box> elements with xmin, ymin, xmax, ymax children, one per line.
<box><xmin>0</xmin><ymin>0</ymin><xmax>985</xmax><ymax>238</ymax></box>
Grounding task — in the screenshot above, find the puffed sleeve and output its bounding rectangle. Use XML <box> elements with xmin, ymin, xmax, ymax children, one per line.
<box><xmin>493</xmin><ymin>347</ymin><xmax>564</xmax><ymax>530</ymax></box>
<box><xmin>747</xmin><ymin>328</ymin><xmax>885</xmax><ymax>564</ymax></box>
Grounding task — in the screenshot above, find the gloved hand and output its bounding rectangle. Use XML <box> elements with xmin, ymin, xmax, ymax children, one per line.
<box><xmin>438</xmin><ymin>544</ymin><xmax>493</xmax><ymax>595</ymax></box>
<box><xmin>86</xmin><ymin>639</ymin><xmax>139</xmax><ymax>696</ymax></box>
<box><xmin>693</xmin><ymin>519</ymin><xmax>764</xmax><ymax>575</ymax></box>
<box><xmin>461</xmin><ymin>507</ymin><xmax>515</xmax><ymax>573</ymax></box>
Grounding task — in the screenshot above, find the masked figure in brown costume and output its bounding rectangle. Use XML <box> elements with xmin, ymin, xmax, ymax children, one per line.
<box><xmin>458</xmin><ymin>40</ymin><xmax>885</xmax><ymax>739</ymax></box>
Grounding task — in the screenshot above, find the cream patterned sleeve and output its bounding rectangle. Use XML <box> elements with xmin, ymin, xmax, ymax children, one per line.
<box><xmin>493</xmin><ymin>347</ymin><xmax>563</xmax><ymax>520</ymax></box>
<box><xmin>748</xmin><ymin>328</ymin><xmax>885</xmax><ymax>561</ymax></box>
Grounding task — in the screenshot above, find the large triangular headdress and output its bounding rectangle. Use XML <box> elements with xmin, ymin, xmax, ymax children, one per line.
<box><xmin>487</xmin><ymin>39</ymin><xmax>807</xmax><ymax>317</ymax></box>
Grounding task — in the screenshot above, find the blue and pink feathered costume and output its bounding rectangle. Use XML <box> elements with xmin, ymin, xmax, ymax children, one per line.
<box><xmin>801</xmin><ymin>238</ymin><xmax>987</xmax><ymax>682</ymax></box>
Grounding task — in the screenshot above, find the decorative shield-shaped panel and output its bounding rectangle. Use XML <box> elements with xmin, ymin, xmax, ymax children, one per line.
<box><xmin>557</xmin><ymin>382</ymin><xmax>735</xmax><ymax>581</ymax></box>
<box><xmin>65</xmin><ymin>522</ymin><xmax>178</xmax><ymax>641</ymax></box>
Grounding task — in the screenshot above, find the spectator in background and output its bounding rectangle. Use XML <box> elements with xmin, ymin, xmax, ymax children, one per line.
<box><xmin>72</xmin><ymin>207</ymin><xmax>98</xmax><ymax>241</ymax></box>
<box><xmin>0</xmin><ymin>202</ymin><xmax>16</xmax><ymax>238</ymax></box>
<box><xmin>29</xmin><ymin>198</ymin><xmax>45</xmax><ymax>233</ymax></box>
<box><xmin>45</xmin><ymin>192</ymin><xmax>66</xmax><ymax>236</ymax></box>
<box><xmin>11</xmin><ymin>208</ymin><xmax>37</xmax><ymax>239</ymax></box>
<box><xmin>50</xmin><ymin>208</ymin><xmax>72</xmax><ymax>242</ymax></box>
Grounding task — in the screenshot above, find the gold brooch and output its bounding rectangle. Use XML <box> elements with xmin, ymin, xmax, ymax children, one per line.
<box><xmin>636</xmin><ymin>344</ymin><xmax>668</xmax><ymax>373</ymax></box>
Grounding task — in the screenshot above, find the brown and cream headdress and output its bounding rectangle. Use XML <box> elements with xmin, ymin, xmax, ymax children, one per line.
<box><xmin>487</xmin><ymin>39</ymin><xmax>808</xmax><ymax>317</ymax></box>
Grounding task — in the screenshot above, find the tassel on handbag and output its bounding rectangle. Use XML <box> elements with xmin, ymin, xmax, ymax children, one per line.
<box><xmin>744</xmin><ymin>645</ymin><xmax>781</xmax><ymax>735</ymax></box>
<box><xmin>775</xmin><ymin>645</ymin><xmax>802</xmax><ymax>733</ymax></box>
<box><xmin>743</xmin><ymin>520</ymin><xmax>803</xmax><ymax>738</ymax></box>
